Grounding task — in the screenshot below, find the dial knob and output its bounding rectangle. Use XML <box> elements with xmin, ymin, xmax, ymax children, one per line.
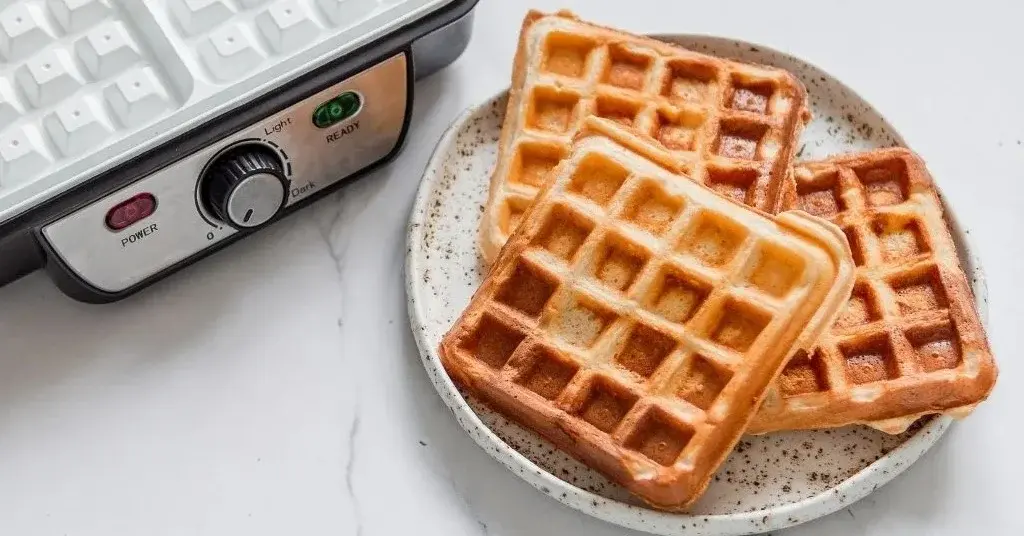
<box><xmin>201</xmin><ymin>145</ymin><xmax>288</xmax><ymax>229</ymax></box>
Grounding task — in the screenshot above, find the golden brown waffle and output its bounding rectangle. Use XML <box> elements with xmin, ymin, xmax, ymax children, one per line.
<box><xmin>479</xmin><ymin>10</ymin><xmax>810</xmax><ymax>263</ymax></box>
<box><xmin>750</xmin><ymin>148</ymin><xmax>998</xmax><ymax>434</ymax></box>
<box><xmin>441</xmin><ymin>117</ymin><xmax>854</xmax><ymax>509</ymax></box>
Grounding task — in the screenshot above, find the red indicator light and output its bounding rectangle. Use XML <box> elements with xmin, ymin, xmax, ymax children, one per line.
<box><xmin>106</xmin><ymin>193</ymin><xmax>157</xmax><ymax>231</ymax></box>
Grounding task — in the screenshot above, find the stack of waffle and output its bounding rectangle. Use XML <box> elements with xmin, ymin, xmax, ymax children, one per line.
<box><xmin>439</xmin><ymin>10</ymin><xmax>997</xmax><ymax>510</ymax></box>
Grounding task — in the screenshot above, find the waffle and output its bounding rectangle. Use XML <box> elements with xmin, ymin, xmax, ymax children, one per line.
<box><xmin>441</xmin><ymin>117</ymin><xmax>854</xmax><ymax>509</ymax></box>
<box><xmin>750</xmin><ymin>148</ymin><xmax>998</xmax><ymax>434</ymax></box>
<box><xmin>479</xmin><ymin>10</ymin><xmax>810</xmax><ymax>263</ymax></box>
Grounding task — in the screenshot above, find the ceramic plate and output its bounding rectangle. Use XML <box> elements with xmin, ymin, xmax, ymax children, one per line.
<box><xmin>405</xmin><ymin>35</ymin><xmax>988</xmax><ymax>535</ymax></box>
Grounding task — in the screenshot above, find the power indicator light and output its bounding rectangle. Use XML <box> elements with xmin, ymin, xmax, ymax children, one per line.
<box><xmin>312</xmin><ymin>91</ymin><xmax>361</xmax><ymax>129</ymax></box>
<box><xmin>106</xmin><ymin>193</ymin><xmax>157</xmax><ymax>231</ymax></box>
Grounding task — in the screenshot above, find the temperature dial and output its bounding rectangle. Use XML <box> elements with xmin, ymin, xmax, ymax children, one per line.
<box><xmin>200</xmin><ymin>145</ymin><xmax>288</xmax><ymax>229</ymax></box>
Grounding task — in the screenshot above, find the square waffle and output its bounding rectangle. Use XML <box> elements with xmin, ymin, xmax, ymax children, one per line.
<box><xmin>479</xmin><ymin>10</ymin><xmax>810</xmax><ymax>263</ymax></box>
<box><xmin>441</xmin><ymin>117</ymin><xmax>855</xmax><ymax>509</ymax></box>
<box><xmin>750</xmin><ymin>148</ymin><xmax>998</xmax><ymax>434</ymax></box>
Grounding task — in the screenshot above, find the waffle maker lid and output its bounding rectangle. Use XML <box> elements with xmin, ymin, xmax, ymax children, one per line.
<box><xmin>0</xmin><ymin>0</ymin><xmax>462</xmax><ymax>227</ymax></box>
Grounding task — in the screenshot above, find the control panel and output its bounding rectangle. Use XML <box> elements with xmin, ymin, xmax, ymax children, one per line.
<box><xmin>42</xmin><ymin>53</ymin><xmax>408</xmax><ymax>294</ymax></box>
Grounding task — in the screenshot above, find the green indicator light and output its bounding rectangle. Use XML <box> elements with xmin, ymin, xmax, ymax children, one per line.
<box><xmin>338</xmin><ymin>92</ymin><xmax>357</xmax><ymax>113</ymax></box>
<box><xmin>312</xmin><ymin>91</ymin><xmax>362</xmax><ymax>129</ymax></box>
<box><xmin>313</xmin><ymin>106</ymin><xmax>331</xmax><ymax>128</ymax></box>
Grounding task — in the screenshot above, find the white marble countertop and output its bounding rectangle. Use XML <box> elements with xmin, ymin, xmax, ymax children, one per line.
<box><xmin>0</xmin><ymin>1</ymin><xmax>1021</xmax><ymax>534</ymax></box>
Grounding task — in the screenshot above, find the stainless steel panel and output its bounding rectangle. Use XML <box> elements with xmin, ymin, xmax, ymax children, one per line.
<box><xmin>42</xmin><ymin>53</ymin><xmax>408</xmax><ymax>293</ymax></box>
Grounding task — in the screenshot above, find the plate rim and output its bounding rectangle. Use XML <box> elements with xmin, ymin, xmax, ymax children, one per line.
<box><xmin>404</xmin><ymin>34</ymin><xmax>988</xmax><ymax>535</ymax></box>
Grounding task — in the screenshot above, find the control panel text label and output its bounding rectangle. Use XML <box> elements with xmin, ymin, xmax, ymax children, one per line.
<box><xmin>291</xmin><ymin>181</ymin><xmax>318</xmax><ymax>197</ymax></box>
<box><xmin>120</xmin><ymin>224</ymin><xmax>159</xmax><ymax>248</ymax></box>
<box><xmin>265</xmin><ymin>117</ymin><xmax>293</xmax><ymax>136</ymax></box>
<box><xmin>325</xmin><ymin>121</ymin><xmax>360</xmax><ymax>143</ymax></box>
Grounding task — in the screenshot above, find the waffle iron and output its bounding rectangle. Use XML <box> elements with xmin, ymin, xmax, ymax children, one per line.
<box><xmin>0</xmin><ymin>0</ymin><xmax>478</xmax><ymax>302</ymax></box>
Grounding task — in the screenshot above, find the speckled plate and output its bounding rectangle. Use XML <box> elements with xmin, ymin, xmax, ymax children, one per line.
<box><xmin>405</xmin><ymin>35</ymin><xmax>988</xmax><ymax>535</ymax></box>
